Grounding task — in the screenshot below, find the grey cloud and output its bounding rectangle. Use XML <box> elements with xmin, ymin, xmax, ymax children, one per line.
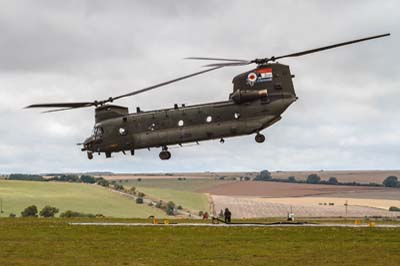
<box><xmin>0</xmin><ymin>0</ymin><xmax>399</xmax><ymax>173</ymax></box>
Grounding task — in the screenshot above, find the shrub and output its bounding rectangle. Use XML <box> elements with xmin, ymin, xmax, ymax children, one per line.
<box><xmin>177</xmin><ymin>205</ymin><xmax>183</xmax><ymax>210</ymax></box>
<box><xmin>198</xmin><ymin>211</ymin><xmax>204</xmax><ymax>217</ymax></box>
<box><xmin>155</xmin><ymin>201</ymin><xmax>163</xmax><ymax>209</ymax></box>
<box><xmin>59</xmin><ymin>210</ymin><xmax>96</xmax><ymax>218</ymax></box>
<box><xmin>389</xmin><ymin>206</ymin><xmax>400</xmax><ymax>212</ymax></box>
<box><xmin>9</xmin><ymin>213</ymin><xmax>16</xmax><ymax>218</ymax></box>
<box><xmin>39</xmin><ymin>206</ymin><xmax>59</xmax><ymax>217</ymax></box>
<box><xmin>288</xmin><ymin>176</ymin><xmax>296</xmax><ymax>183</ymax></box>
<box><xmin>96</xmin><ymin>179</ymin><xmax>110</xmax><ymax>187</ymax></box>
<box><xmin>306</xmin><ymin>174</ymin><xmax>321</xmax><ymax>184</ymax></box>
<box><xmin>328</xmin><ymin>177</ymin><xmax>339</xmax><ymax>185</ymax></box>
<box><xmin>136</xmin><ymin>197</ymin><xmax>144</xmax><ymax>204</ymax></box>
<box><xmin>80</xmin><ymin>175</ymin><xmax>96</xmax><ymax>184</ymax></box>
<box><xmin>113</xmin><ymin>184</ymin><xmax>124</xmax><ymax>190</ymax></box>
<box><xmin>21</xmin><ymin>205</ymin><xmax>38</xmax><ymax>217</ymax></box>
<box><xmin>383</xmin><ymin>176</ymin><xmax>398</xmax><ymax>188</ymax></box>
<box><xmin>137</xmin><ymin>192</ymin><xmax>145</xmax><ymax>197</ymax></box>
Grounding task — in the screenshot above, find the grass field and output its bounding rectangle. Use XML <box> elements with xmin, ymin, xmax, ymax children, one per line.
<box><xmin>0</xmin><ymin>218</ymin><xmax>399</xmax><ymax>266</ymax></box>
<box><xmin>0</xmin><ymin>180</ymin><xmax>167</xmax><ymax>218</ymax></box>
<box><xmin>135</xmin><ymin>187</ymin><xmax>210</xmax><ymax>213</ymax></box>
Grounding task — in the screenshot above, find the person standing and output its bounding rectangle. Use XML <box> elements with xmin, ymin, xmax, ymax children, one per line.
<box><xmin>224</xmin><ymin>208</ymin><xmax>231</xmax><ymax>223</ymax></box>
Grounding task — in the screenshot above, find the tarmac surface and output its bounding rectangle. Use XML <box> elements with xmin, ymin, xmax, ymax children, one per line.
<box><xmin>69</xmin><ymin>222</ymin><xmax>400</xmax><ymax>228</ymax></box>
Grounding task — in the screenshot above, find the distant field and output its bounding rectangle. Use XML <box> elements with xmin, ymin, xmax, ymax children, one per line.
<box><xmin>198</xmin><ymin>181</ymin><xmax>398</xmax><ymax>198</ymax></box>
<box><xmin>0</xmin><ymin>218</ymin><xmax>399</xmax><ymax>266</ymax></box>
<box><xmin>103</xmin><ymin>170</ymin><xmax>400</xmax><ymax>184</ymax></box>
<box><xmin>0</xmin><ymin>180</ymin><xmax>167</xmax><ymax>218</ymax></box>
<box><xmin>125</xmin><ymin>178</ymin><xmax>230</xmax><ymax>192</ymax></box>
<box><xmin>133</xmin><ymin>186</ymin><xmax>210</xmax><ymax>213</ymax></box>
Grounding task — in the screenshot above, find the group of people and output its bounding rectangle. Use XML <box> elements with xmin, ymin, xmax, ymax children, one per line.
<box><xmin>202</xmin><ymin>208</ymin><xmax>232</xmax><ymax>223</ymax></box>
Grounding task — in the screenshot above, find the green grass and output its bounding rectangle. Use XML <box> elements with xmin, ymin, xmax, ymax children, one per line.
<box><xmin>136</xmin><ymin>186</ymin><xmax>210</xmax><ymax>213</ymax></box>
<box><xmin>0</xmin><ymin>218</ymin><xmax>399</xmax><ymax>266</ymax></box>
<box><xmin>0</xmin><ymin>180</ymin><xmax>167</xmax><ymax>218</ymax></box>
<box><xmin>125</xmin><ymin>178</ymin><xmax>227</xmax><ymax>192</ymax></box>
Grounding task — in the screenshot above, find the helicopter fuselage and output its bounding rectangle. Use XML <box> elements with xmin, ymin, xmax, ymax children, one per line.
<box><xmin>82</xmin><ymin>63</ymin><xmax>297</xmax><ymax>159</ymax></box>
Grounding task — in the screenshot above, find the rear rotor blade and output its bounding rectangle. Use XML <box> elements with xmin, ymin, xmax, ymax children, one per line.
<box><xmin>273</xmin><ymin>33</ymin><xmax>391</xmax><ymax>61</ymax></box>
<box><xmin>204</xmin><ymin>61</ymin><xmax>252</xmax><ymax>67</ymax></box>
<box><xmin>185</xmin><ymin>57</ymin><xmax>248</xmax><ymax>62</ymax></box>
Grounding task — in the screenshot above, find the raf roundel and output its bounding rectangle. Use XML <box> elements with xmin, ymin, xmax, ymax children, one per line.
<box><xmin>247</xmin><ymin>72</ymin><xmax>257</xmax><ymax>82</ymax></box>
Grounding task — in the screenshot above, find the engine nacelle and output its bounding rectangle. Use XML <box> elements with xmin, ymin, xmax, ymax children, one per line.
<box><xmin>230</xmin><ymin>89</ymin><xmax>268</xmax><ymax>104</ymax></box>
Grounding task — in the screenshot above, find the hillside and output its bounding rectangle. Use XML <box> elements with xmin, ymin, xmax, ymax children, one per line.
<box><xmin>0</xmin><ymin>180</ymin><xmax>166</xmax><ymax>218</ymax></box>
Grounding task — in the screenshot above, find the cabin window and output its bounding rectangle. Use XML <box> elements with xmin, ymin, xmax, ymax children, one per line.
<box><xmin>206</xmin><ymin>116</ymin><xmax>212</xmax><ymax>123</ymax></box>
<box><xmin>234</xmin><ymin>113</ymin><xmax>240</xmax><ymax>119</ymax></box>
<box><xmin>178</xmin><ymin>120</ymin><xmax>184</xmax><ymax>127</ymax></box>
<box><xmin>119</xmin><ymin>128</ymin><xmax>127</xmax><ymax>136</ymax></box>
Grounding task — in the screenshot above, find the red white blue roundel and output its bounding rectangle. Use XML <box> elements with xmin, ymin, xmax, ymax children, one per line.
<box><xmin>247</xmin><ymin>72</ymin><xmax>257</xmax><ymax>82</ymax></box>
<box><xmin>247</xmin><ymin>68</ymin><xmax>273</xmax><ymax>85</ymax></box>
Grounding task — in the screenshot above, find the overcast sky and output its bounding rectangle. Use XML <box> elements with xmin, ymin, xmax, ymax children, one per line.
<box><xmin>0</xmin><ymin>0</ymin><xmax>399</xmax><ymax>174</ymax></box>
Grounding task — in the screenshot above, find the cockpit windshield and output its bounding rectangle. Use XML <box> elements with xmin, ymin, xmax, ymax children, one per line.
<box><xmin>94</xmin><ymin>127</ymin><xmax>104</xmax><ymax>137</ymax></box>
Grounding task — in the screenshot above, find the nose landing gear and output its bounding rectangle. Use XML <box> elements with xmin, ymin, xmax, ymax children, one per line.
<box><xmin>159</xmin><ymin>146</ymin><xmax>171</xmax><ymax>160</ymax></box>
<box><xmin>255</xmin><ymin>133</ymin><xmax>266</xmax><ymax>143</ymax></box>
<box><xmin>87</xmin><ymin>152</ymin><xmax>93</xmax><ymax>160</ymax></box>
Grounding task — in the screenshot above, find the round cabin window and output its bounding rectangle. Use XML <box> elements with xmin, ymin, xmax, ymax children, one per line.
<box><xmin>178</xmin><ymin>120</ymin><xmax>184</xmax><ymax>127</ymax></box>
<box><xmin>234</xmin><ymin>113</ymin><xmax>240</xmax><ymax>119</ymax></box>
<box><xmin>206</xmin><ymin>116</ymin><xmax>212</xmax><ymax>123</ymax></box>
<box><xmin>119</xmin><ymin>128</ymin><xmax>127</xmax><ymax>136</ymax></box>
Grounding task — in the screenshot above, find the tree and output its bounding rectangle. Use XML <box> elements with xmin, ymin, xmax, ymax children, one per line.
<box><xmin>288</xmin><ymin>176</ymin><xmax>296</xmax><ymax>183</ymax></box>
<box><xmin>306</xmin><ymin>174</ymin><xmax>321</xmax><ymax>184</ymax></box>
<box><xmin>21</xmin><ymin>205</ymin><xmax>38</xmax><ymax>217</ymax></box>
<box><xmin>80</xmin><ymin>175</ymin><xmax>96</xmax><ymax>184</ymax></box>
<box><xmin>166</xmin><ymin>201</ymin><xmax>175</xmax><ymax>215</ymax></box>
<box><xmin>254</xmin><ymin>170</ymin><xmax>272</xmax><ymax>181</ymax></box>
<box><xmin>328</xmin><ymin>177</ymin><xmax>339</xmax><ymax>185</ymax></box>
<box><xmin>383</xmin><ymin>176</ymin><xmax>398</xmax><ymax>188</ymax></box>
<box><xmin>39</xmin><ymin>206</ymin><xmax>59</xmax><ymax>217</ymax></box>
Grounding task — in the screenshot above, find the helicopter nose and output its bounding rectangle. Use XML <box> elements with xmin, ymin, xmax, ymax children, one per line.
<box><xmin>81</xmin><ymin>136</ymin><xmax>95</xmax><ymax>151</ymax></box>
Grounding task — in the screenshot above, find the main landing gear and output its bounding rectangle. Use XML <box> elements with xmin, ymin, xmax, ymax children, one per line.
<box><xmin>87</xmin><ymin>152</ymin><xmax>93</xmax><ymax>160</ymax></box>
<box><xmin>255</xmin><ymin>133</ymin><xmax>266</xmax><ymax>143</ymax></box>
<box><xmin>159</xmin><ymin>146</ymin><xmax>171</xmax><ymax>160</ymax></box>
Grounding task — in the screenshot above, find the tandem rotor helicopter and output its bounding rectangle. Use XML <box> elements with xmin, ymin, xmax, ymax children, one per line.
<box><xmin>27</xmin><ymin>33</ymin><xmax>390</xmax><ymax>160</ymax></box>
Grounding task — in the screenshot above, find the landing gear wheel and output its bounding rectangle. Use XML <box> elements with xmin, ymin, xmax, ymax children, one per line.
<box><xmin>105</xmin><ymin>152</ymin><xmax>112</xmax><ymax>158</ymax></box>
<box><xmin>255</xmin><ymin>133</ymin><xmax>266</xmax><ymax>143</ymax></box>
<box><xmin>159</xmin><ymin>151</ymin><xmax>171</xmax><ymax>160</ymax></box>
<box><xmin>87</xmin><ymin>152</ymin><xmax>93</xmax><ymax>160</ymax></box>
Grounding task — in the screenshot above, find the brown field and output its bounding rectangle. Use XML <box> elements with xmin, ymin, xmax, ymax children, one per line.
<box><xmin>198</xmin><ymin>181</ymin><xmax>399</xmax><ymax>198</ymax></box>
<box><xmin>271</xmin><ymin>170</ymin><xmax>400</xmax><ymax>184</ymax></box>
<box><xmin>212</xmin><ymin>195</ymin><xmax>400</xmax><ymax>218</ymax></box>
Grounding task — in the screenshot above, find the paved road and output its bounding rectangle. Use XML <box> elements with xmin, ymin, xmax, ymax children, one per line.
<box><xmin>69</xmin><ymin>222</ymin><xmax>400</xmax><ymax>228</ymax></box>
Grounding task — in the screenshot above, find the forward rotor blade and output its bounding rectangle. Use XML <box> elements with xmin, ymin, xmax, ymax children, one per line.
<box><xmin>186</xmin><ymin>57</ymin><xmax>248</xmax><ymax>62</ymax></box>
<box><xmin>273</xmin><ymin>33</ymin><xmax>391</xmax><ymax>61</ymax></box>
<box><xmin>25</xmin><ymin>102</ymin><xmax>94</xmax><ymax>109</ymax></box>
<box><xmin>112</xmin><ymin>66</ymin><xmax>224</xmax><ymax>101</ymax></box>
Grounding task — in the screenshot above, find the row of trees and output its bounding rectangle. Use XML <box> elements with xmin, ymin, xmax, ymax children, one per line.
<box><xmin>254</xmin><ymin>170</ymin><xmax>399</xmax><ymax>188</ymax></box>
<box><xmin>7</xmin><ymin>174</ymin><xmax>99</xmax><ymax>184</ymax></box>
<box><xmin>15</xmin><ymin>205</ymin><xmax>102</xmax><ymax>218</ymax></box>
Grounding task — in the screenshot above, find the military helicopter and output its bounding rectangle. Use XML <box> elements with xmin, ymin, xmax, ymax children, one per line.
<box><xmin>26</xmin><ymin>33</ymin><xmax>390</xmax><ymax>160</ymax></box>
